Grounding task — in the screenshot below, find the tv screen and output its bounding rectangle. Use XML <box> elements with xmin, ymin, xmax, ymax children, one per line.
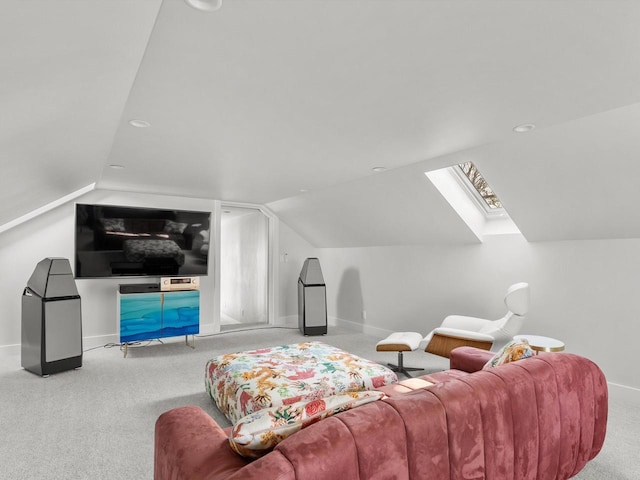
<box><xmin>75</xmin><ymin>204</ymin><xmax>211</xmax><ymax>278</ymax></box>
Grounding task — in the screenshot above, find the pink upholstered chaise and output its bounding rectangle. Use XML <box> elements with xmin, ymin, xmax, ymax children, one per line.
<box><xmin>154</xmin><ymin>347</ymin><xmax>607</xmax><ymax>480</ymax></box>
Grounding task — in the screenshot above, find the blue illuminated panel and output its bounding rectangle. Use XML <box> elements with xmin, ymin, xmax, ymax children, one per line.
<box><xmin>119</xmin><ymin>290</ymin><xmax>199</xmax><ymax>343</ymax></box>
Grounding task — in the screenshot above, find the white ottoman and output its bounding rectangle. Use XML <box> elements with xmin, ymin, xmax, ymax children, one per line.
<box><xmin>376</xmin><ymin>331</ymin><xmax>424</xmax><ymax>377</ymax></box>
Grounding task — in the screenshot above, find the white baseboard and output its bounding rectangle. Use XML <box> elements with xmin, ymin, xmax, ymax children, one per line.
<box><xmin>8</xmin><ymin>318</ymin><xmax>637</xmax><ymax>402</ymax></box>
<box><xmin>199</xmin><ymin>322</ymin><xmax>217</xmax><ymax>336</ymax></box>
<box><xmin>329</xmin><ymin>316</ymin><xmax>394</xmax><ymax>338</ymax></box>
<box><xmin>0</xmin><ymin>343</ymin><xmax>20</xmax><ymax>357</ymax></box>
<box><xmin>608</xmin><ymin>382</ymin><xmax>640</xmax><ymax>402</ymax></box>
<box><xmin>273</xmin><ymin>315</ymin><xmax>395</xmax><ymax>338</ymax></box>
<box><xmin>276</xmin><ymin>315</ymin><xmax>297</xmax><ymax>328</ymax></box>
<box><xmin>83</xmin><ymin>334</ymin><xmax>119</xmax><ymax>350</ymax></box>
<box><xmin>197</xmin><ymin>317</ymin><xmax>297</xmax><ymax>336</ymax></box>
<box><xmin>0</xmin><ymin>333</ymin><xmax>119</xmax><ymax>358</ymax></box>
<box><xmin>0</xmin><ymin>316</ymin><xmax>309</xmax><ymax>356</ymax></box>
<box><xmin>270</xmin><ymin>314</ymin><xmax>397</xmax><ymax>338</ymax></box>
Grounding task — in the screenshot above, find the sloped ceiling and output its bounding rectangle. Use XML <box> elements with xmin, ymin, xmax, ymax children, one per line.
<box><xmin>0</xmin><ymin>0</ymin><xmax>162</xmax><ymax>226</ymax></box>
<box><xmin>3</xmin><ymin>0</ymin><xmax>640</xmax><ymax>246</ymax></box>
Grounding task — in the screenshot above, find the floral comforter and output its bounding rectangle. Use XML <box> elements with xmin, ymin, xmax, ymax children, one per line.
<box><xmin>205</xmin><ymin>341</ymin><xmax>397</xmax><ymax>424</ymax></box>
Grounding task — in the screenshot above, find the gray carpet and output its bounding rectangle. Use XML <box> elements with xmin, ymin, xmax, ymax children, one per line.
<box><xmin>0</xmin><ymin>325</ymin><xmax>636</xmax><ymax>479</ymax></box>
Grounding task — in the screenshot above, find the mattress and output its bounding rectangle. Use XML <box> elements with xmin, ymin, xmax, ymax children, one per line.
<box><xmin>205</xmin><ymin>341</ymin><xmax>398</xmax><ymax>424</ymax></box>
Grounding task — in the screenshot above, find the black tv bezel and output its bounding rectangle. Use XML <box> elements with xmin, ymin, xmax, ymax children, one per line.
<box><xmin>74</xmin><ymin>203</ymin><xmax>211</xmax><ymax>279</ymax></box>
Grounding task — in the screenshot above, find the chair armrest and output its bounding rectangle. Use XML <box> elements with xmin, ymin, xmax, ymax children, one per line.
<box><xmin>441</xmin><ymin>315</ymin><xmax>492</xmax><ymax>331</ymax></box>
<box><xmin>449</xmin><ymin>347</ymin><xmax>495</xmax><ymax>373</ymax></box>
<box><xmin>154</xmin><ymin>406</ymin><xmax>249</xmax><ymax>480</ymax></box>
<box><xmin>432</xmin><ymin>327</ymin><xmax>495</xmax><ymax>342</ymax></box>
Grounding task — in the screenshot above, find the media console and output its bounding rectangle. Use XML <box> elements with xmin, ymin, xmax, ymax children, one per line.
<box><xmin>117</xmin><ymin>282</ymin><xmax>200</xmax><ymax>357</ymax></box>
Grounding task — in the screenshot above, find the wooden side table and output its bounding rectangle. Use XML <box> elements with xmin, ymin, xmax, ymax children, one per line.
<box><xmin>513</xmin><ymin>334</ymin><xmax>565</xmax><ymax>354</ymax></box>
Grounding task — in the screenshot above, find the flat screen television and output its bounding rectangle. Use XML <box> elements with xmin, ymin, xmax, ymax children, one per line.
<box><xmin>74</xmin><ymin>203</ymin><xmax>211</xmax><ymax>278</ymax></box>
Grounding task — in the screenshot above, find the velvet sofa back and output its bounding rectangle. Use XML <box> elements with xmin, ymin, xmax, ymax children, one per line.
<box><xmin>222</xmin><ymin>353</ymin><xmax>607</xmax><ymax>480</ymax></box>
<box><xmin>154</xmin><ymin>352</ymin><xmax>607</xmax><ymax>480</ymax></box>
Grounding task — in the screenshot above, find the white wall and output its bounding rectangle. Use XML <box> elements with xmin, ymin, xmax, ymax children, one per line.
<box><xmin>4</xmin><ymin>189</ymin><xmax>636</xmax><ymax>392</ymax></box>
<box><xmin>0</xmin><ymin>189</ymin><xmax>315</xmax><ymax>352</ymax></box>
<box><xmin>317</xmin><ymin>234</ymin><xmax>640</xmax><ymax>390</ymax></box>
<box><xmin>0</xmin><ymin>189</ymin><xmax>217</xmax><ymax>350</ymax></box>
<box><xmin>277</xmin><ymin>221</ymin><xmax>319</xmax><ymax>323</ymax></box>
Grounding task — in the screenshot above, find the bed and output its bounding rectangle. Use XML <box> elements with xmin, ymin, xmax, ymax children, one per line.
<box><xmin>123</xmin><ymin>239</ymin><xmax>185</xmax><ymax>266</ymax></box>
<box><xmin>205</xmin><ymin>341</ymin><xmax>398</xmax><ymax>424</ymax></box>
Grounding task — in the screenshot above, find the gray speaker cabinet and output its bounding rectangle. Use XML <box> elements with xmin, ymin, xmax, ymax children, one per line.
<box><xmin>21</xmin><ymin>258</ymin><xmax>83</xmax><ymax>376</ymax></box>
<box><xmin>298</xmin><ymin>258</ymin><xmax>327</xmax><ymax>336</ymax></box>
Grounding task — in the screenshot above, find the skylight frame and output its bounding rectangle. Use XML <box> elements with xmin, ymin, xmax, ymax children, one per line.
<box><xmin>425</xmin><ymin>162</ymin><xmax>522</xmax><ymax>241</ymax></box>
<box><xmin>452</xmin><ymin>162</ymin><xmax>506</xmax><ymax>218</ymax></box>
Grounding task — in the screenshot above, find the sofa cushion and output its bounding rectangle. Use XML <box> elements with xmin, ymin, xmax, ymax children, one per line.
<box><xmin>482</xmin><ymin>339</ymin><xmax>535</xmax><ymax>370</ymax></box>
<box><xmin>229</xmin><ymin>391</ymin><xmax>385</xmax><ymax>458</ymax></box>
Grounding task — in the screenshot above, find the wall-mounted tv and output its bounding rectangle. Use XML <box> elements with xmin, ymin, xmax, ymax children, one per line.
<box><xmin>75</xmin><ymin>204</ymin><xmax>211</xmax><ymax>278</ymax></box>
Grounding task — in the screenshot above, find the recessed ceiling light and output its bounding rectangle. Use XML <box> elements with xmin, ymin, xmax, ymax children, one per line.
<box><xmin>513</xmin><ymin>123</ymin><xmax>536</xmax><ymax>133</ymax></box>
<box><xmin>372</xmin><ymin>167</ymin><xmax>386</xmax><ymax>173</ymax></box>
<box><xmin>129</xmin><ymin>119</ymin><xmax>151</xmax><ymax>128</ymax></box>
<box><xmin>299</xmin><ymin>189</ymin><xmax>308</xmax><ymax>193</ymax></box>
<box><xmin>109</xmin><ymin>164</ymin><xmax>125</xmax><ymax>170</ymax></box>
<box><xmin>185</xmin><ymin>0</ymin><xmax>223</xmax><ymax>12</ymax></box>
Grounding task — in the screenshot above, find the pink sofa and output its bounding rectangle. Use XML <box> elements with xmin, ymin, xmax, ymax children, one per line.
<box><xmin>154</xmin><ymin>347</ymin><xmax>607</xmax><ymax>480</ymax></box>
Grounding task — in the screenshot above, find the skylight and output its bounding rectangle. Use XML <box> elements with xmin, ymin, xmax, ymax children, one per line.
<box><xmin>425</xmin><ymin>163</ymin><xmax>521</xmax><ymax>241</ymax></box>
<box><xmin>457</xmin><ymin>162</ymin><xmax>502</xmax><ymax>210</ymax></box>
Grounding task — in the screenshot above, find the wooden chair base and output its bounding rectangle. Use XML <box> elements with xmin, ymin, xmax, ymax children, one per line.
<box><xmin>425</xmin><ymin>333</ymin><xmax>492</xmax><ymax>359</ymax></box>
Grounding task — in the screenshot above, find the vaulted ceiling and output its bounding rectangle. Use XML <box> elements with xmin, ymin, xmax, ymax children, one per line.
<box><xmin>3</xmin><ymin>0</ymin><xmax>640</xmax><ymax>246</ymax></box>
